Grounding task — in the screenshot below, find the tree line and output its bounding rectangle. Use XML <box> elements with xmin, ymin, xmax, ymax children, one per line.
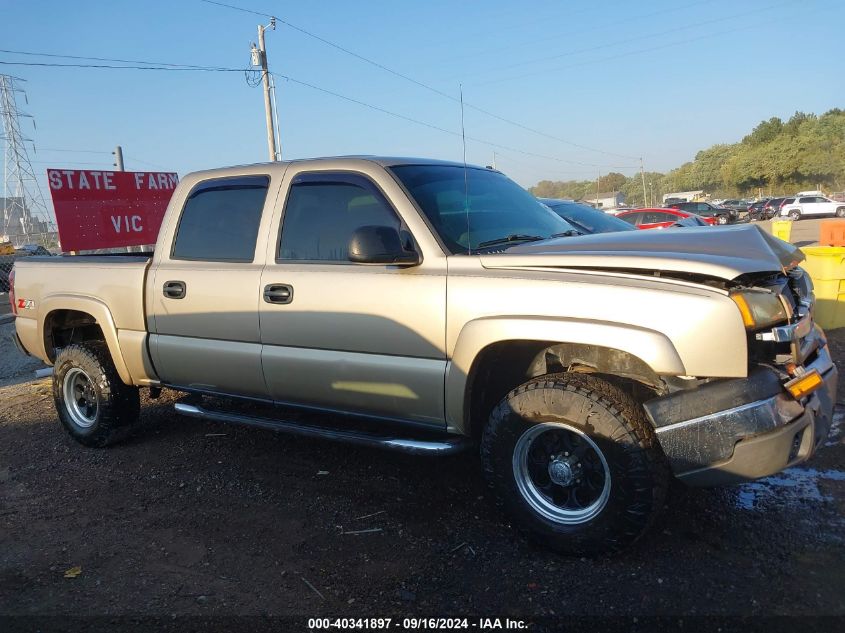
<box><xmin>530</xmin><ymin>109</ymin><xmax>845</xmax><ymax>206</ymax></box>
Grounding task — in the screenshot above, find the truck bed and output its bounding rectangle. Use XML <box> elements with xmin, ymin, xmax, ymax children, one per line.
<box><xmin>12</xmin><ymin>254</ymin><xmax>151</xmax><ymax>371</ymax></box>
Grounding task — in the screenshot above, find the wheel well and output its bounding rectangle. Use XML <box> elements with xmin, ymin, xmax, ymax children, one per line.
<box><xmin>464</xmin><ymin>340</ymin><xmax>663</xmax><ymax>439</ymax></box>
<box><xmin>44</xmin><ymin>309</ymin><xmax>105</xmax><ymax>362</ymax></box>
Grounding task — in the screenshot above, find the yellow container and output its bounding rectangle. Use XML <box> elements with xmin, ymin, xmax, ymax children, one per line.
<box><xmin>771</xmin><ymin>219</ymin><xmax>793</xmax><ymax>242</ymax></box>
<box><xmin>800</xmin><ymin>246</ymin><xmax>845</xmax><ymax>330</ymax></box>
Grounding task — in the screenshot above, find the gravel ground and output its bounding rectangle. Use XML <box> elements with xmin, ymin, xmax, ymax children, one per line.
<box><xmin>0</xmin><ymin>321</ymin><xmax>46</xmax><ymax>388</ymax></box>
<box><xmin>0</xmin><ymin>321</ymin><xmax>844</xmax><ymax>628</ymax></box>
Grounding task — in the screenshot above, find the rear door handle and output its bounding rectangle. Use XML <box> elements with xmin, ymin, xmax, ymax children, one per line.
<box><xmin>263</xmin><ymin>283</ymin><xmax>293</xmax><ymax>305</ymax></box>
<box><xmin>163</xmin><ymin>280</ymin><xmax>186</xmax><ymax>299</ymax></box>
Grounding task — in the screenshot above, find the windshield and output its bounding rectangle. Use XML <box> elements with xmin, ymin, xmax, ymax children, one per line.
<box><xmin>539</xmin><ymin>199</ymin><xmax>635</xmax><ymax>234</ymax></box>
<box><xmin>389</xmin><ymin>165</ymin><xmax>576</xmax><ymax>253</ymax></box>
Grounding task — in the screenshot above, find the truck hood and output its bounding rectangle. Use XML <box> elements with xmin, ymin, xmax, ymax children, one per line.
<box><xmin>481</xmin><ymin>224</ymin><xmax>803</xmax><ymax>281</ymax></box>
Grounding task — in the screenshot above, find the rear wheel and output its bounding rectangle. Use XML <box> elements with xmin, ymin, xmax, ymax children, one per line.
<box><xmin>789</xmin><ymin>209</ymin><xmax>801</xmax><ymax>221</ymax></box>
<box><xmin>481</xmin><ymin>373</ymin><xmax>669</xmax><ymax>555</ymax></box>
<box><xmin>717</xmin><ymin>215</ymin><xmax>728</xmax><ymax>225</ymax></box>
<box><xmin>53</xmin><ymin>343</ymin><xmax>140</xmax><ymax>447</ymax></box>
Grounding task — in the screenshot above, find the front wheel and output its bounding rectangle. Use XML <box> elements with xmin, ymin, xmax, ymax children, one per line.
<box><xmin>481</xmin><ymin>373</ymin><xmax>669</xmax><ymax>555</ymax></box>
<box><xmin>53</xmin><ymin>343</ymin><xmax>140</xmax><ymax>447</ymax></box>
<box><xmin>836</xmin><ymin>207</ymin><xmax>845</xmax><ymax>218</ymax></box>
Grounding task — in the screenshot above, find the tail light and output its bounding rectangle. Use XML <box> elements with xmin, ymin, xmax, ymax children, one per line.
<box><xmin>9</xmin><ymin>266</ymin><xmax>16</xmax><ymax>316</ymax></box>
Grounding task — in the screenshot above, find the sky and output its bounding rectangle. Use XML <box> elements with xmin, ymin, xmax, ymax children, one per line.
<box><xmin>1</xmin><ymin>0</ymin><xmax>844</xmax><ymax>212</ymax></box>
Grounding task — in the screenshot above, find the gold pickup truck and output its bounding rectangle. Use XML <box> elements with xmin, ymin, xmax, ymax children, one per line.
<box><xmin>9</xmin><ymin>157</ymin><xmax>837</xmax><ymax>554</ymax></box>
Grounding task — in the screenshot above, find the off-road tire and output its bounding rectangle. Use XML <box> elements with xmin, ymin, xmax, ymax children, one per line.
<box><xmin>481</xmin><ymin>372</ymin><xmax>669</xmax><ymax>555</ymax></box>
<box><xmin>52</xmin><ymin>343</ymin><xmax>140</xmax><ymax>447</ymax></box>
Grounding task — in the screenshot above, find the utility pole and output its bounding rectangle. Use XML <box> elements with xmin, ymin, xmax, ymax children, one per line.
<box><xmin>639</xmin><ymin>157</ymin><xmax>647</xmax><ymax>208</ymax></box>
<box><xmin>112</xmin><ymin>145</ymin><xmax>124</xmax><ymax>171</ymax></box>
<box><xmin>112</xmin><ymin>145</ymin><xmax>129</xmax><ymax>252</ymax></box>
<box><xmin>254</xmin><ymin>19</ymin><xmax>278</xmax><ymax>162</ymax></box>
<box><xmin>596</xmin><ymin>170</ymin><xmax>600</xmax><ymax>208</ymax></box>
<box><xmin>492</xmin><ymin>151</ymin><xmax>497</xmax><ymax>170</ymax></box>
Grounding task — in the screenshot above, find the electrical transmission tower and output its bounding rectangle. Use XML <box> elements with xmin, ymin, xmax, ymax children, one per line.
<box><xmin>1</xmin><ymin>74</ymin><xmax>55</xmax><ymax>247</ymax></box>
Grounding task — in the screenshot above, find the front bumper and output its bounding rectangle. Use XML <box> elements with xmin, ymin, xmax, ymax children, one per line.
<box><xmin>644</xmin><ymin>330</ymin><xmax>837</xmax><ymax>486</ymax></box>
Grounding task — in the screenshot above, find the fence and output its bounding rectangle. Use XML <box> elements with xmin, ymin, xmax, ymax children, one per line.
<box><xmin>0</xmin><ymin>254</ymin><xmax>14</xmax><ymax>293</ymax></box>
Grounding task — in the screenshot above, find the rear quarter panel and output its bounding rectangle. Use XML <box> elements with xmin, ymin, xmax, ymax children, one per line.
<box><xmin>13</xmin><ymin>256</ymin><xmax>153</xmax><ymax>385</ymax></box>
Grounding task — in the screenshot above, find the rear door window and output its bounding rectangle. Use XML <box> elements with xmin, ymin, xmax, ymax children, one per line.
<box><xmin>172</xmin><ymin>176</ymin><xmax>270</xmax><ymax>262</ymax></box>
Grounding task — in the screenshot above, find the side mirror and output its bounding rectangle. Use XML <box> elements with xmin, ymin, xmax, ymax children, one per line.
<box><xmin>348</xmin><ymin>225</ymin><xmax>420</xmax><ymax>266</ymax></box>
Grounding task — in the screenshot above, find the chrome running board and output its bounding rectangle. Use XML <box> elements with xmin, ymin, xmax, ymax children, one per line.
<box><xmin>174</xmin><ymin>402</ymin><xmax>470</xmax><ymax>456</ymax></box>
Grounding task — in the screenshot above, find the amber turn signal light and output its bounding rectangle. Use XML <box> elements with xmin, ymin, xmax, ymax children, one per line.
<box><xmin>784</xmin><ymin>369</ymin><xmax>823</xmax><ymax>399</ymax></box>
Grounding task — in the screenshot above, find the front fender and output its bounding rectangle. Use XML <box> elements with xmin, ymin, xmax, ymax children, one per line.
<box><xmin>444</xmin><ymin>316</ymin><xmax>686</xmax><ymax>433</ymax></box>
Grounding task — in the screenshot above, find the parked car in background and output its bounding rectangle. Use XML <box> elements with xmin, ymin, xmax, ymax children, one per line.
<box><xmin>780</xmin><ymin>195</ymin><xmax>845</xmax><ymax>220</ymax></box>
<box><xmin>746</xmin><ymin>200</ymin><xmax>770</xmax><ymax>221</ymax></box>
<box><xmin>721</xmin><ymin>199</ymin><xmax>749</xmax><ymax>213</ymax></box>
<box><xmin>667</xmin><ymin>201</ymin><xmax>734</xmax><ymax>224</ymax></box>
<box><xmin>538</xmin><ymin>198</ymin><xmax>636</xmax><ymax>234</ymax></box>
<box><xmin>0</xmin><ymin>245</ymin><xmax>53</xmax><ymax>292</ymax></box>
<box><xmin>616</xmin><ymin>208</ymin><xmax>715</xmax><ymax>229</ymax></box>
<box><xmin>15</xmin><ymin>244</ymin><xmax>53</xmax><ymax>257</ymax></box>
<box><xmin>757</xmin><ymin>197</ymin><xmax>786</xmax><ymax>220</ymax></box>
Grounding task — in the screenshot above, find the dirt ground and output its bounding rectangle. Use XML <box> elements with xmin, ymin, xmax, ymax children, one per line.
<box><xmin>0</xmin><ymin>320</ymin><xmax>844</xmax><ymax>629</ymax></box>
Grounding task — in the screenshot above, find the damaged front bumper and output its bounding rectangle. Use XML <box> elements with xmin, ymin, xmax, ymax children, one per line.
<box><xmin>644</xmin><ymin>327</ymin><xmax>837</xmax><ymax>486</ymax></box>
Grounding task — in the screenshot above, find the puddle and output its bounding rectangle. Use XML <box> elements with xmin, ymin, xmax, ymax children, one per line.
<box><xmin>736</xmin><ymin>406</ymin><xmax>845</xmax><ymax>511</ymax></box>
<box><xmin>736</xmin><ymin>467</ymin><xmax>845</xmax><ymax>510</ymax></box>
<box><xmin>826</xmin><ymin>407</ymin><xmax>845</xmax><ymax>447</ymax></box>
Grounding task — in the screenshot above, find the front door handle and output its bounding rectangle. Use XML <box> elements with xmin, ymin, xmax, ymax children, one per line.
<box><xmin>263</xmin><ymin>283</ymin><xmax>293</xmax><ymax>305</ymax></box>
<box><xmin>163</xmin><ymin>280</ymin><xmax>186</xmax><ymax>299</ymax></box>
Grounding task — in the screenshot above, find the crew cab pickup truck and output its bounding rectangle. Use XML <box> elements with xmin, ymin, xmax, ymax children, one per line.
<box><xmin>10</xmin><ymin>157</ymin><xmax>837</xmax><ymax>554</ymax></box>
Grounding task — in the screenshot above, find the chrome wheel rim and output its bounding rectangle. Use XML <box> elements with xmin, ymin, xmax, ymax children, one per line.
<box><xmin>513</xmin><ymin>423</ymin><xmax>611</xmax><ymax>525</ymax></box>
<box><xmin>63</xmin><ymin>367</ymin><xmax>99</xmax><ymax>428</ymax></box>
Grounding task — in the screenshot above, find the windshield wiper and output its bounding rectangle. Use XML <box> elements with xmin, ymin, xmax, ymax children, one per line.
<box><xmin>550</xmin><ymin>230</ymin><xmax>582</xmax><ymax>238</ymax></box>
<box><xmin>477</xmin><ymin>234</ymin><xmax>545</xmax><ymax>248</ymax></box>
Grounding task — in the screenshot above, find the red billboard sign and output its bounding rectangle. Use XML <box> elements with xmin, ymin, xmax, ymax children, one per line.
<box><xmin>47</xmin><ymin>169</ymin><xmax>179</xmax><ymax>251</ymax></box>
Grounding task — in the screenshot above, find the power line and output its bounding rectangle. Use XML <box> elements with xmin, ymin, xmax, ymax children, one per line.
<box><xmin>475</xmin><ymin>2</ymin><xmax>811</xmax><ymax>86</ymax></box>
<box><xmin>435</xmin><ymin>0</ymin><xmax>718</xmax><ymax>70</ymax></box>
<box><xmin>30</xmin><ymin>160</ymin><xmax>111</xmax><ymax>166</ymax></box>
<box><xmin>0</xmin><ymin>48</ymin><xmax>230</xmax><ymax>70</ymax></box>
<box><xmin>0</xmin><ymin>60</ymin><xmax>244</xmax><ymax>72</ymax></box>
<box><xmin>200</xmin><ymin>0</ymin><xmax>270</xmax><ymax>18</ymax></box>
<box><xmin>0</xmin><ymin>51</ymin><xmax>634</xmax><ymax>168</ymax></box>
<box><xmin>124</xmin><ymin>155</ymin><xmax>171</xmax><ymax>170</ymax></box>
<box><xmin>459</xmin><ymin>0</ymin><xmax>795</xmax><ymax>80</ymax></box>
<box><xmin>196</xmin><ymin>0</ymin><xmax>638</xmax><ymax>161</ymax></box>
<box><xmin>34</xmin><ymin>147</ymin><xmax>111</xmax><ymax>154</ymax></box>
<box><xmin>268</xmin><ymin>72</ymin><xmax>635</xmax><ymax>168</ymax></box>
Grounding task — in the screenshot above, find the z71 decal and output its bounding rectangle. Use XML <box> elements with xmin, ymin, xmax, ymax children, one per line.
<box><xmin>17</xmin><ymin>299</ymin><xmax>34</xmax><ymax>310</ymax></box>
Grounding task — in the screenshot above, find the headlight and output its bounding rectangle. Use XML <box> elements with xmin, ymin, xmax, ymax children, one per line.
<box><xmin>730</xmin><ymin>290</ymin><xmax>791</xmax><ymax>330</ymax></box>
